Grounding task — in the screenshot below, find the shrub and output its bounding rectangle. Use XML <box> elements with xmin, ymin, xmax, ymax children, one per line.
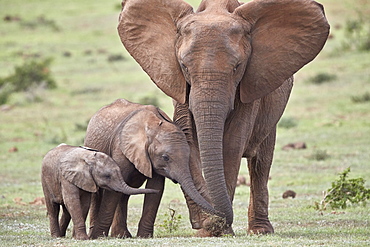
<box><xmin>342</xmin><ymin>13</ymin><xmax>370</xmax><ymax>51</ymax></box>
<box><xmin>315</xmin><ymin>168</ymin><xmax>370</xmax><ymax>211</ymax></box>
<box><xmin>0</xmin><ymin>58</ymin><xmax>56</xmax><ymax>104</ymax></box>
<box><xmin>308</xmin><ymin>149</ymin><xmax>330</xmax><ymax>161</ymax></box>
<box><xmin>158</xmin><ymin>207</ymin><xmax>182</xmax><ymax>234</ymax></box>
<box><xmin>351</xmin><ymin>92</ymin><xmax>370</xmax><ymax>103</ymax></box>
<box><xmin>307</xmin><ymin>72</ymin><xmax>337</xmax><ymax>85</ymax></box>
<box><xmin>107</xmin><ymin>54</ymin><xmax>125</xmax><ymax>62</ymax></box>
<box><xmin>0</xmin><ymin>83</ymin><xmax>15</xmax><ymax>105</ymax></box>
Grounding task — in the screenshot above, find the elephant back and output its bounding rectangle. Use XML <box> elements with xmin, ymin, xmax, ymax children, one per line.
<box><xmin>84</xmin><ymin>99</ymin><xmax>154</xmax><ymax>154</ymax></box>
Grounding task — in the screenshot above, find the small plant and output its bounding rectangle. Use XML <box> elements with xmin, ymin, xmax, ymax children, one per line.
<box><xmin>0</xmin><ymin>58</ymin><xmax>56</xmax><ymax>104</ymax></box>
<box><xmin>314</xmin><ymin>168</ymin><xmax>370</xmax><ymax>211</ymax></box>
<box><xmin>308</xmin><ymin>149</ymin><xmax>330</xmax><ymax>161</ymax></box>
<box><xmin>278</xmin><ymin>117</ymin><xmax>298</xmax><ymax>129</ymax></box>
<box><xmin>351</xmin><ymin>92</ymin><xmax>370</xmax><ymax>103</ymax></box>
<box><xmin>307</xmin><ymin>72</ymin><xmax>337</xmax><ymax>85</ymax></box>
<box><xmin>159</xmin><ymin>206</ymin><xmax>182</xmax><ymax>234</ymax></box>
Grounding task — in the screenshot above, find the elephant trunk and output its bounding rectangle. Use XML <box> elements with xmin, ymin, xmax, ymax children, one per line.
<box><xmin>176</xmin><ymin>174</ymin><xmax>222</xmax><ymax>217</ymax></box>
<box><xmin>109</xmin><ymin>176</ymin><xmax>158</xmax><ymax>195</ymax></box>
<box><xmin>112</xmin><ymin>182</ymin><xmax>159</xmax><ymax>195</ymax></box>
<box><xmin>189</xmin><ymin>83</ymin><xmax>234</xmax><ymax>227</ymax></box>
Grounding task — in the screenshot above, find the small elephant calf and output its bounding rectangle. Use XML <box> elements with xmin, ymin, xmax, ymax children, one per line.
<box><xmin>41</xmin><ymin>144</ymin><xmax>158</xmax><ymax>240</ymax></box>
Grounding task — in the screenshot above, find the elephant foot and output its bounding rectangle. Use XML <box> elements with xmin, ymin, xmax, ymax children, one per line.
<box><xmin>111</xmin><ymin>229</ymin><xmax>132</xmax><ymax>238</ymax></box>
<box><xmin>191</xmin><ymin>220</ymin><xmax>202</xmax><ymax>229</ymax></box>
<box><xmin>73</xmin><ymin>232</ymin><xmax>89</xmax><ymax>240</ymax></box>
<box><xmin>136</xmin><ymin>231</ymin><xmax>154</xmax><ymax>238</ymax></box>
<box><xmin>51</xmin><ymin>233</ymin><xmax>63</xmax><ymax>238</ymax></box>
<box><xmin>195</xmin><ymin>225</ymin><xmax>234</xmax><ymax>237</ymax></box>
<box><xmin>194</xmin><ymin>214</ymin><xmax>231</xmax><ymax>237</ymax></box>
<box><xmin>88</xmin><ymin>228</ymin><xmax>109</xmax><ymax>239</ymax></box>
<box><xmin>248</xmin><ymin>220</ymin><xmax>274</xmax><ymax>235</ymax></box>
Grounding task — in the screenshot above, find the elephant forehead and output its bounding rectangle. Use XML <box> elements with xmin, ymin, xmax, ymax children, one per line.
<box><xmin>178</xmin><ymin>16</ymin><xmax>248</xmax><ymax>60</ymax></box>
<box><xmin>182</xmin><ymin>14</ymin><xmax>244</xmax><ymax>37</ymax></box>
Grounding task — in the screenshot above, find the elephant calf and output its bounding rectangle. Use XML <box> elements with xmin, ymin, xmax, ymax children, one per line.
<box><xmin>41</xmin><ymin>144</ymin><xmax>158</xmax><ymax>240</ymax></box>
<box><xmin>84</xmin><ymin>99</ymin><xmax>220</xmax><ymax>238</ymax></box>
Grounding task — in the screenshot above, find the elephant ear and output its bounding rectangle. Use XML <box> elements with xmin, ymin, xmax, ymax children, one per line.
<box><xmin>118</xmin><ymin>0</ymin><xmax>194</xmax><ymax>104</ymax></box>
<box><xmin>234</xmin><ymin>0</ymin><xmax>330</xmax><ymax>103</ymax></box>
<box><xmin>119</xmin><ymin>112</ymin><xmax>153</xmax><ymax>178</ymax></box>
<box><xmin>156</xmin><ymin>107</ymin><xmax>173</xmax><ymax>123</ymax></box>
<box><xmin>60</xmin><ymin>149</ymin><xmax>98</xmax><ymax>193</ymax></box>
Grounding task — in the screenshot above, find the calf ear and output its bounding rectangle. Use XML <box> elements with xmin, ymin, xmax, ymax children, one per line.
<box><xmin>119</xmin><ymin>114</ymin><xmax>153</xmax><ymax>178</ymax></box>
<box><xmin>60</xmin><ymin>149</ymin><xmax>98</xmax><ymax>193</ymax></box>
<box><xmin>234</xmin><ymin>0</ymin><xmax>330</xmax><ymax>103</ymax></box>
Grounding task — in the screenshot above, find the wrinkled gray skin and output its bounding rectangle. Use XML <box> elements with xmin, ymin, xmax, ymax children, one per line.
<box><xmin>117</xmin><ymin>0</ymin><xmax>330</xmax><ymax>235</ymax></box>
<box><xmin>41</xmin><ymin>144</ymin><xmax>157</xmax><ymax>240</ymax></box>
<box><xmin>84</xmin><ymin>99</ymin><xmax>219</xmax><ymax>239</ymax></box>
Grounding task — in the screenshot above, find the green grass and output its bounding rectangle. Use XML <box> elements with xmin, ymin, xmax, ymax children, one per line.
<box><xmin>1</xmin><ymin>0</ymin><xmax>370</xmax><ymax>246</ymax></box>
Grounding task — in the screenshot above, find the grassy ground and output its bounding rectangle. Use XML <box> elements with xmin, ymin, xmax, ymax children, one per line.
<box><xmin>0</xmin><ymin>0</ymin><xmax>369</xmax><ymax>246</ymax></box>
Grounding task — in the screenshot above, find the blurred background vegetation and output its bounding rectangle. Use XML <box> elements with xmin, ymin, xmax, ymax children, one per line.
<box><xmin>0</xmin><ymin>0</ymin><xmax>369</xmax><ymax>246</ymax></box>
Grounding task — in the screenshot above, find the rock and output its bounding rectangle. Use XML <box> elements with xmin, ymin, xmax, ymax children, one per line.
<box><xmin>282</xmin><ymin>190</ymin><xmax>296</xmax><ymax>199</ymax></box>
<box><xmin>282</xmin><ymin>142</ymin><xmax>307</xmax><ymax>150</ymax></box>
<box><xmin>8</xmin><ymin>146</ymin><xmax>18</xmax><ymax>153</ymax></box>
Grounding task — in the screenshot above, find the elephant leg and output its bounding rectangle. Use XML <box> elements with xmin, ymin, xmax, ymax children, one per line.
<box><xmin>137</xmin><ymin>173</ymin><xmax>165</xmax><ymax>238</ymax></box>
<box><xmin>80</xmin><ymin>192</ymin><xmax>91</xmax><ymax>228</ymax></box>
<box><xmin>88</xmin><ymin>189</ymin><xmax>102</xmax><ymax>236</ymax></box>
<box><xmin>46</xmin><ymin>200</ymin><xmax>62</xmax><ymax>238</ymax></box>
<box><xmin>62</xmin><ymin>184</ymin><xmax>89</xmax><ymax>240</ymax></box>
<box><xmin>111</xmin><ymin>194</ymin><xmax>132</xmax><ymax>238</ymax></box>
<box><xmin>247</xmin><ymin>131</ymin><xmax>276</xmax><ymax>235</ymax></box>
<box><xmin>59</xmin><ymin>204</ymin><xmax>71</xmax><ymax>237</ymax></box>
<box><xmin>89</xmin><ymin>189</ymin><xmax>121</xmax><ymax>239</ymax></box>
<box><xmin>221</xmin><ymin>152</ymin><xmax>244</xmax><ymax>235</ymax></box>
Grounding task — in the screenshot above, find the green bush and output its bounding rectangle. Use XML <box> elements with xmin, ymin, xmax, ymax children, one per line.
<box><xmin>308</xmin><ymin>149</ymin><xmax>330</xmax><ymax>161</ymax></box>
<box><xmin>0</xmin><ymin>58</ymin><xmax>56</xmax><ymax>104</ymax></box>
<box><xmin>107</xmin><ymin>54</ymin><xmax>125</xmax><ymax>62</ymax></box>
<box><xmin>342</xmin><ymin>14</ymin><xmax>370</xmax><ymax>51</ymax></box>
<box><xmin>315</xmin><ymin>168</ymin><xmax>370</xmax><ymax>211</ymax></box>
<box><xmin>0</xmin><ymin>83</ymin><xmax>15</xmax><ymax>105</ymax></box>
<box><xmin>158</xmin><ymin>207</ymin><xmax>182</xmax><ymax>234</ymax></box>
<box><xmin>307</xmin><ymin>72</ymin><xmax>337</xmax><ymax>85</ymax></box>
<box><xmin>351</xmin><ymin>92</ymin><xmax>370</xmax><ymax>103</ymax></box>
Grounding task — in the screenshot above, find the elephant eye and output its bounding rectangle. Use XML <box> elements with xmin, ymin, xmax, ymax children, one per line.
<box><xmin>162</xmin><ymin>154</ymin><xmax>170</xmax><ymax>162</ymax></box>
<box><xmin>180</xmin><ymin>62</ymin><xmax>188</xmax><ymax>73</ymax></box>
<box><xmin>233</xmin><ymin>63</ymin><xmax>241</xmax><ymax>74</ymax></box>
<box><xmin>103</xmin><ymin>173</ymin><xmax>111</xmax><ymax>180</ymax></box>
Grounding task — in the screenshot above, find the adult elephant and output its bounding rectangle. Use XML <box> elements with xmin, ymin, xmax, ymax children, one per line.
<box><xmin>117</xmin><ymin>0</ymin><xmax>329</xmax><ymax>235</ymax></box>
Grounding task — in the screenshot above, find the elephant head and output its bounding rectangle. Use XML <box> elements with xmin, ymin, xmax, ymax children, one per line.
<box><xmin>60</xmin><ymin>146</ymin><xmax>158</xmax><ymax>195</ymax></box>
<box><xmin>118</xmin><ymin>0</ymin><xmax>330</xmax><ymax>226</ymax></box>
<box><xmin>116</xmin><ymin>107</ymin><xmax>220</xmax><ymax>216</ymax></box>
